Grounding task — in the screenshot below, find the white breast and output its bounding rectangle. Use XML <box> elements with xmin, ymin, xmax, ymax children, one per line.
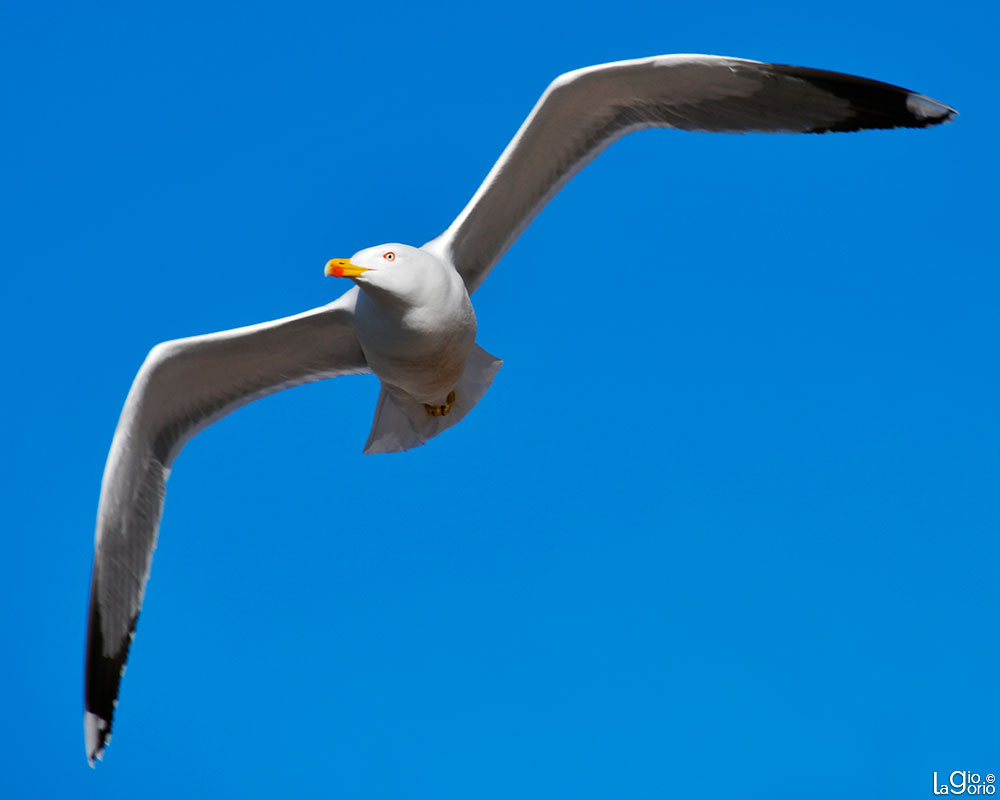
<box><xmin>353</xmin><ymin>257</ymin><xmax>477</xmax><ymax>405</ymax></box>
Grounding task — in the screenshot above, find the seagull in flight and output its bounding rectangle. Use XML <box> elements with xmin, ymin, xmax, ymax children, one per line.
<box><xmin>84</xmin><ymin>53</ymin><xmax>956</xmax><ymax>765</ymax></box>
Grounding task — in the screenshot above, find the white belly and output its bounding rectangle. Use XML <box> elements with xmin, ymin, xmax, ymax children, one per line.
<box><xmin>354</xmin><ymin>285</ymin><xmax>477</xmax><ymax>406</ymax></box>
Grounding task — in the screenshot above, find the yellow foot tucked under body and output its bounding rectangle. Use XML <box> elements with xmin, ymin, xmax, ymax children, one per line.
<box><xmin>425</xmin><ymin>390</ymin><xmax>456</xmax><ymax>418</ymax></box>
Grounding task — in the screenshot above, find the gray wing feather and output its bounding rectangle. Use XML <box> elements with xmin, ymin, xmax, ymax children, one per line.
<box><xmin>424</xmin><ymin>54</ymin><xmax>956</xmax><ymax>294</ymax></box>
<box><xmin>85</xmin><ymin>289</ymin><xmax>368</xmax><ymax>764</ymax></box>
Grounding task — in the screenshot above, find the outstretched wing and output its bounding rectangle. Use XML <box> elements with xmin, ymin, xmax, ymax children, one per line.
<box><xmin>85</xmin><ymin>289</ymin><xmax>368</xmax><ymax>765</ymax></box>
<box><xmin>425</xmin><ymin>54</ymin><xmax>956</xmax><ymax>294</ymax></box>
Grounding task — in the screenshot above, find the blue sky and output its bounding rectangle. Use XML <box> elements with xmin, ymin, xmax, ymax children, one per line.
<box><xmin>3</xmin><ymin>0</ymin><xmax>997</xmax><ymax>797</ymax></box>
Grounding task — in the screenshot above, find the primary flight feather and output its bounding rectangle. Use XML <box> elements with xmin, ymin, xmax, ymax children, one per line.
<box><xmin>84</xmin><ymin>53</ymin><xmax>955</xmax><ymax>764</ymax></box>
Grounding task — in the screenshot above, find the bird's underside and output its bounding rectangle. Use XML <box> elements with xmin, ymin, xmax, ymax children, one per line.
<box><xmin>84</xmin><ymin>52</ymin><xmax>955</xmax><ymax>765</ymax></box>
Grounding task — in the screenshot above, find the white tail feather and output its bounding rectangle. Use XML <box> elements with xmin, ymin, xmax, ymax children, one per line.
<box><xmin>362</xmin><ymin>343</ymin><xmax>502</xmax><ymax>454</ymax></box>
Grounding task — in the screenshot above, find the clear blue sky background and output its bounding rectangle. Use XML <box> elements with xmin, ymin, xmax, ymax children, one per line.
<box><xmin>3</xmin><ymin>0</ymin><xmax>996</xmax><ymax>797</ymax></box>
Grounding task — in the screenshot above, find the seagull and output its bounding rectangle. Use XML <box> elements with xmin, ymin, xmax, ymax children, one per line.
<box><xmin>84</xmin><ymin>53</ymin><xmax>956</xmax><ymax>765</ymax></box>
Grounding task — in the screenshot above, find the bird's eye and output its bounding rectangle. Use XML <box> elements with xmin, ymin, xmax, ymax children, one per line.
<box><xmin>383</xmin><ymin>252</ymin><xmax>396</xmax><ymax>261</ymax></box>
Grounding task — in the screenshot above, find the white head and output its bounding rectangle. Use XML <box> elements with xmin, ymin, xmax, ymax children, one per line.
<box><xmin>325</xmin><ymin>243</ymin><xmax>450</xmax><ymax>304</ymax></box>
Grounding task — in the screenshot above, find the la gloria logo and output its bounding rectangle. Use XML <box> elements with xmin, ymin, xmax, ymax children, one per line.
<box><xmin>933</xmin><ymin>772</ymin><xmax>996</xmax><ymax>795</ymax></box>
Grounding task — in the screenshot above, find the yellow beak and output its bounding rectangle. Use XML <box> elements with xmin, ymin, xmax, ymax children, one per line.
<box><xmin>325</xmin><ymin>259</ymin><xmax>369</xmax><ymax>278</ymax></box>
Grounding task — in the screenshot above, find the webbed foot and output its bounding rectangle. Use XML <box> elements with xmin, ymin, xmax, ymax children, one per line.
<box><xmin>424</xmin><ymin>390</ymin><xmax>456</xmax><ymax>417</ymax></box>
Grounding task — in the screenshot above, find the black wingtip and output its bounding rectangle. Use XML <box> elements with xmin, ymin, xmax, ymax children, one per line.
<box><xmin>84</xmin><ymin>570</ymin><xmax>138</xmax><ymax>766</ymax></box>
<box><xmin>770</xmin><ymin>62</ymin><xmax>957</xmax><ymax>133</ymax></box>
